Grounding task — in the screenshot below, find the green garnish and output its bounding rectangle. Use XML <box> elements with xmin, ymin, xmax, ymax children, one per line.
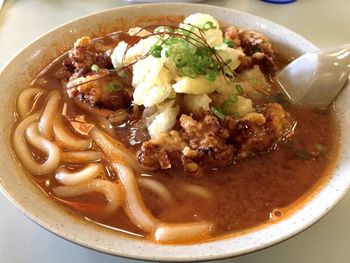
<box><xmin>211</xmin><ymin>106</ymin><xmax>225</xmax><ymax>119</ymax></box>
<box><xmin>150</xmin><ymin>45</ymin><xmax>163</xmax><ymax>58</ymax></box>
<box><xmin>151</xmin><ymin>32</ymin><xmax>222</xmax><ymax>80</ymax></box>
<box><xmin>316</xmin><ymin>143</ymin><xmax>327</xmax><ymax>156</ymax></box>
<box><xmin>221</xmin><ymin>94</ymin><xmax>238</xmax><ymax>109</ymax></box>
<box><xmin>205</xmin><ymin>70</ymin><xmax>217</xmax><ymax>81</ymax></box>
<box><xmin>173</xmin><ymin>53</ymin><xmax>187</xmax><ymax>67</ymax></box>
<box><xmin>235</xmin><ymin>84</ymin><xmax>243</xmax><ymax>95</ymax></box>
<box><xmin>202</xmin><ymin>21</ymin><xmax>217</xmax><ymax>31</ymax></box>
<box><xmin>107</xmin><ymin>82</ymin><xmax>122</xmax><ymax>92</ymax></box>
<box><xmin>71</xmin><ymin>23</ymin><xmax>241</xmax><ymax>92</ymax></box>
<box><xmin>127</xmin><ymin>23</ymin><xmax>238</xmax><ymax>83</ymax></box>
<box><xmin>294</xmin><ymin>150</ymin><xmax>312</xmax><ymax>160</ymax></box>
<box><xmin>175</xmin><ymin>28</ymin><xmax>192</xmax><ymax>37</ymax></box>
<box><xmin>91</xmin><ymin>64</ymin><xmax>99</xmax><ymax>72</ymax></box>
<box><xmin>224</xmin><ymin>39</ymin><xmax>235</xmax><ymax>48</ymax></box>
<box><xmin>210</xmin><ymin>94</ymin><xmax>240</xmax><ymax>120</ymax></box>
<box><xmin>179</xmin><ymin>66</ymin><xmax>197</xmax><ymax>78</ymax></box>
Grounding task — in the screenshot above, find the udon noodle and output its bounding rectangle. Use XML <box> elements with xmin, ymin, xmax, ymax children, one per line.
<box><xmin>11</xmin><ymin>13</ymin><xmax>337</xmax><ymax>244</ymax></box>
<box><xmin>12</xmin><ymin>87</ymin><xmax>215</xmax><ymax>243</ymax></box>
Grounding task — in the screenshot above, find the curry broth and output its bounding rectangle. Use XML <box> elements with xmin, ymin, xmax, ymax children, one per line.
<box><xmin>14</xmin><ymin>28</ymin><xmax>338</xmax><ymax>242</ymax></box>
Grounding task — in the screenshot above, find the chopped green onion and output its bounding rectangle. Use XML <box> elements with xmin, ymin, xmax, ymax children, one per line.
<box><xmin>188</xmin><ymin>25</ymin><xmax>196</xmax><ymax>32</ymax></box>
<box><xmin>176</xmin><ymin>28</ymin><xmax>191</xmax><ymax>37</ymax></box>
<box><xmin>107</xmin><ymin>83</ymin><xmax>122</xmax><ymax>92</ymax></box>
<box><xmin>170</xmin><ymin>45</ymin><xmax>186</xmax><ymax>55</ymax></box>
<box><xmin>294</xmin><ymin>150</ymin><xmax>312</xmax><ymax>160</ymax></box>
<box><xmin>235</xmin><ymin>84</ymin><xmax>243</xmax><ymax>95</ymax></box>
<box><xmin>196</xmin><ymin>46</ymin><xmax>212</xmax><ymax>57</ymax></box>
<box><xmin>224</xmin><ymin>39</ymin><xmax>235</xmax><ymax>48</ymax></box>
<box><xmin>221</xmin><ymin>95</ymin><xmax>238</xmax><ymax>109</ymax></box>
<box><xmin>316</xmin><ymin>143</ymin><xmax>327</xmax><ymax>155</ymax></box>
<box><xmin>151</xmin><ymin>45</ymin><xmax>163</xmax><ymax>58</ymax></box>
<box><xmin>202</xmin><ymin>21</ymin><xmax>217</xmax><ymax>31</ymax></box>
<box><xmin>179</xmin><ymin>66</ymin><xmax>197</xmax><ymax>78</ymax></box>
<box><xmin>91</xmin><ymin>64</ymin><xmax>99</xmax><ymax>72</ymax></box>
<box><xmin>205</xmin><ymin>70</ymin><xmax>217</xmax><ymax>81</ymax></box>
<box><xmin>148</xmin><ymin>24</ymin><xmax>226</xmax><ymax>81</ymax></box>
<box><xmin>173</xmin><ymin>53</ymin><xmax>187</xmax><ymax>67</ymax></box>
<box><xmin>211</xmin><ymin>107</ymin><xmax>225</xmax><ymax>119</ymax></box>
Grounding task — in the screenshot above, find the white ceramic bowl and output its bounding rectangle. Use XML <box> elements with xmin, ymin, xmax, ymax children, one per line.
<box><xmin>0</xmin><ymin>3</ymin><xmax>349</xmax><ymax>262</ymax></box>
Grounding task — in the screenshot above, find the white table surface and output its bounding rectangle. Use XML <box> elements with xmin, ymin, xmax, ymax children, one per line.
<box><xmin>0</xmin><ymin>0</ymin><xmax>350</xmax><ymax>262</ymax></box>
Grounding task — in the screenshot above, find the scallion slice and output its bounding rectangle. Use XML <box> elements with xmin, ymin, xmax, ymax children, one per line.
<box><xmin>224</xmin><ymin>39</ymin><xmax>235</xmax><ymax>48</ymax></box>
<box><xmin>221</xmin><ymin>95</ymin><xmax>238</xmax><ymax>109</ymax></box>
<box><xmin>91</xmin><ymin>64</ymin><xmax>99</xmax><ymax>72</ymax></box>
<box><xmin>151</xmin><ymin>45</ymin><xmax>163</xmax><ymax>58</ymax></box>
<box><xmin>205</xmin><ymin>70</ymin><xmax>217</xmax><ymax>81</ymax></box>
<box><xmin>211</xmin><ymin>107</ymin><xmax>225</xmax><ymax>119</ymax></box>
<box><xmin>202</xmin><ymin>21</ymin><xmax>217</xmax><ymax>31</ymax></box>
<box><xmin>235</xmin><ymin>84</ymin><xmax>243</xmax><ymax>95</ymax></box>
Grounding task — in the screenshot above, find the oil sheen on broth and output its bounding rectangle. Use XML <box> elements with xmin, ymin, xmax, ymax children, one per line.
<box><xmin>12</xmin><ymin>14</ymin><xmax>338</xmax><ymax>243</ymax></box>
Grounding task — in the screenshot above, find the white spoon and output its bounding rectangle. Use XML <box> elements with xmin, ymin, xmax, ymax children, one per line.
<box><xmin>276</xmin><ymin>44</ymin><xmax>350</xmax><ymax>108</ymax></box>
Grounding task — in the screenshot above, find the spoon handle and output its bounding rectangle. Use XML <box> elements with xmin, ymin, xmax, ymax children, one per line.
<box><xmin>276</xmin><ymin>43</ymin><xmax>350</xmax><ymax>108</ymax></box>
<box><xmin>323</xmin><ymin>43</ymin><xmax>350</xmax><ymax>67</ymax></box>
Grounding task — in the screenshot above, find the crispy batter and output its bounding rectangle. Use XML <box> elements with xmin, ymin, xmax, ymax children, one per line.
<box><xmin>138</xmin><ymin>104</ymin><xmax>294</xmax><ymax>174</ymax></box>
<box><xmin>68</xmin><ymin>36</ymin><xmax>113</xmax><ymax>74</ymax></box>
<box><xmin>180</xmin><ymin>113</ymin><xmax>234</xmax><ymax>168</ymax></box>
<box><xmin>138</xmin><ymin>131</ymin><xmax>199</xmax><ymax>172</ymax></box>
<box><xmin>232</xmin><ymin>103</ymin><xmax>294</xmax><ymax>158</ymax></box>
<box><xmin>66</xmin><ymin>69</ymin><xmax>131</xmax><ymax>110</ymax></box>
<box><xmin>225</xmin><ymin>26</ymin><xmax>276</xmax><ymax>71</ymax></box>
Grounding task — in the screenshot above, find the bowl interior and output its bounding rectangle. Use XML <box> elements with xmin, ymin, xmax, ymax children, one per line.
<box><xmin>0</xmin><ymin>3</ymin><xmax>349</xmax><ymax>262</ymax></box>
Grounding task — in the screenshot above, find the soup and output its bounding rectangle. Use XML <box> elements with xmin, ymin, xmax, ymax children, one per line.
<box><xmin>11</xmin><ymin>13</ymin><xmax>337</xmax><ymax>244</ymax></box>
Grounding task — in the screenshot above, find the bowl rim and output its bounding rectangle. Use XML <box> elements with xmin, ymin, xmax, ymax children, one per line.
<box><xmin>1</xmin><ymin>3</ymin><xmax>349</xmax><ymax>262</ymax></box>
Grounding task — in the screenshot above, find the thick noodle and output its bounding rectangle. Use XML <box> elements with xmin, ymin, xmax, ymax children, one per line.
<box><xmin>90</xmin><ymin>127</ymin><xmax>158</xmax><ymax>231</ymax></box>
<box><xmin>95</xmin><ymin>115</ymin><xmax>117</xmax><ymax>137</ymax></box>
<box><xmin>154</xmin><ymin>221</ymin><xmax>214</xmax><ymax>244</ymax></box>
<box><xmin>53</xmin><ymin>179</ymin><xmax>122</xmax><ymax>214</ymax></box>
<box><xmin>13</xmin><ymin>114</ymin><xmax>61</xmax><ymax>175</ymax></box>
<box><xmin>17</xmin><ymin>87</ymin><xmax>43</xmax><ymax>118</ymax></box>
<box><xmin>55</xmin><ymin>163</ymin><xmax>106</xmax><ymax>186</ymax></box>
<box><xmin>62</xmin><ymin>151</ymin><xmax>102</xmax><ymax>163</ymax></box>
<box><xmin>89</xmin><ymin>127</ymin><xmax>141</xmax><ymax>173</ymax></box>
<box><xmin>112</xmin><ymin>163</ymin><xmax>159</xmax><ymax>232</ymax></box>
<box><xmin>38</xmin><ymin>90</ymin><xmax>61</xmax><ymax>139</ymax></box>
<box><xmin>90</xmin><ymin>127</ymin><xmax>214</xmax><ymax>243</ymax></box>
<box><xmin>53</xmin><ymin>115</ymin><xmax>91</xmax><ymax>150</ymax></box>
<box><xmin>138</xmin><ymin>177</ymin><xmax>174</xmax><ymax>205</ymax></box>
<box><xmin>182</xmin><ymin>183</ymin><xmax>214</xmax><ymax>199</ymax></box>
